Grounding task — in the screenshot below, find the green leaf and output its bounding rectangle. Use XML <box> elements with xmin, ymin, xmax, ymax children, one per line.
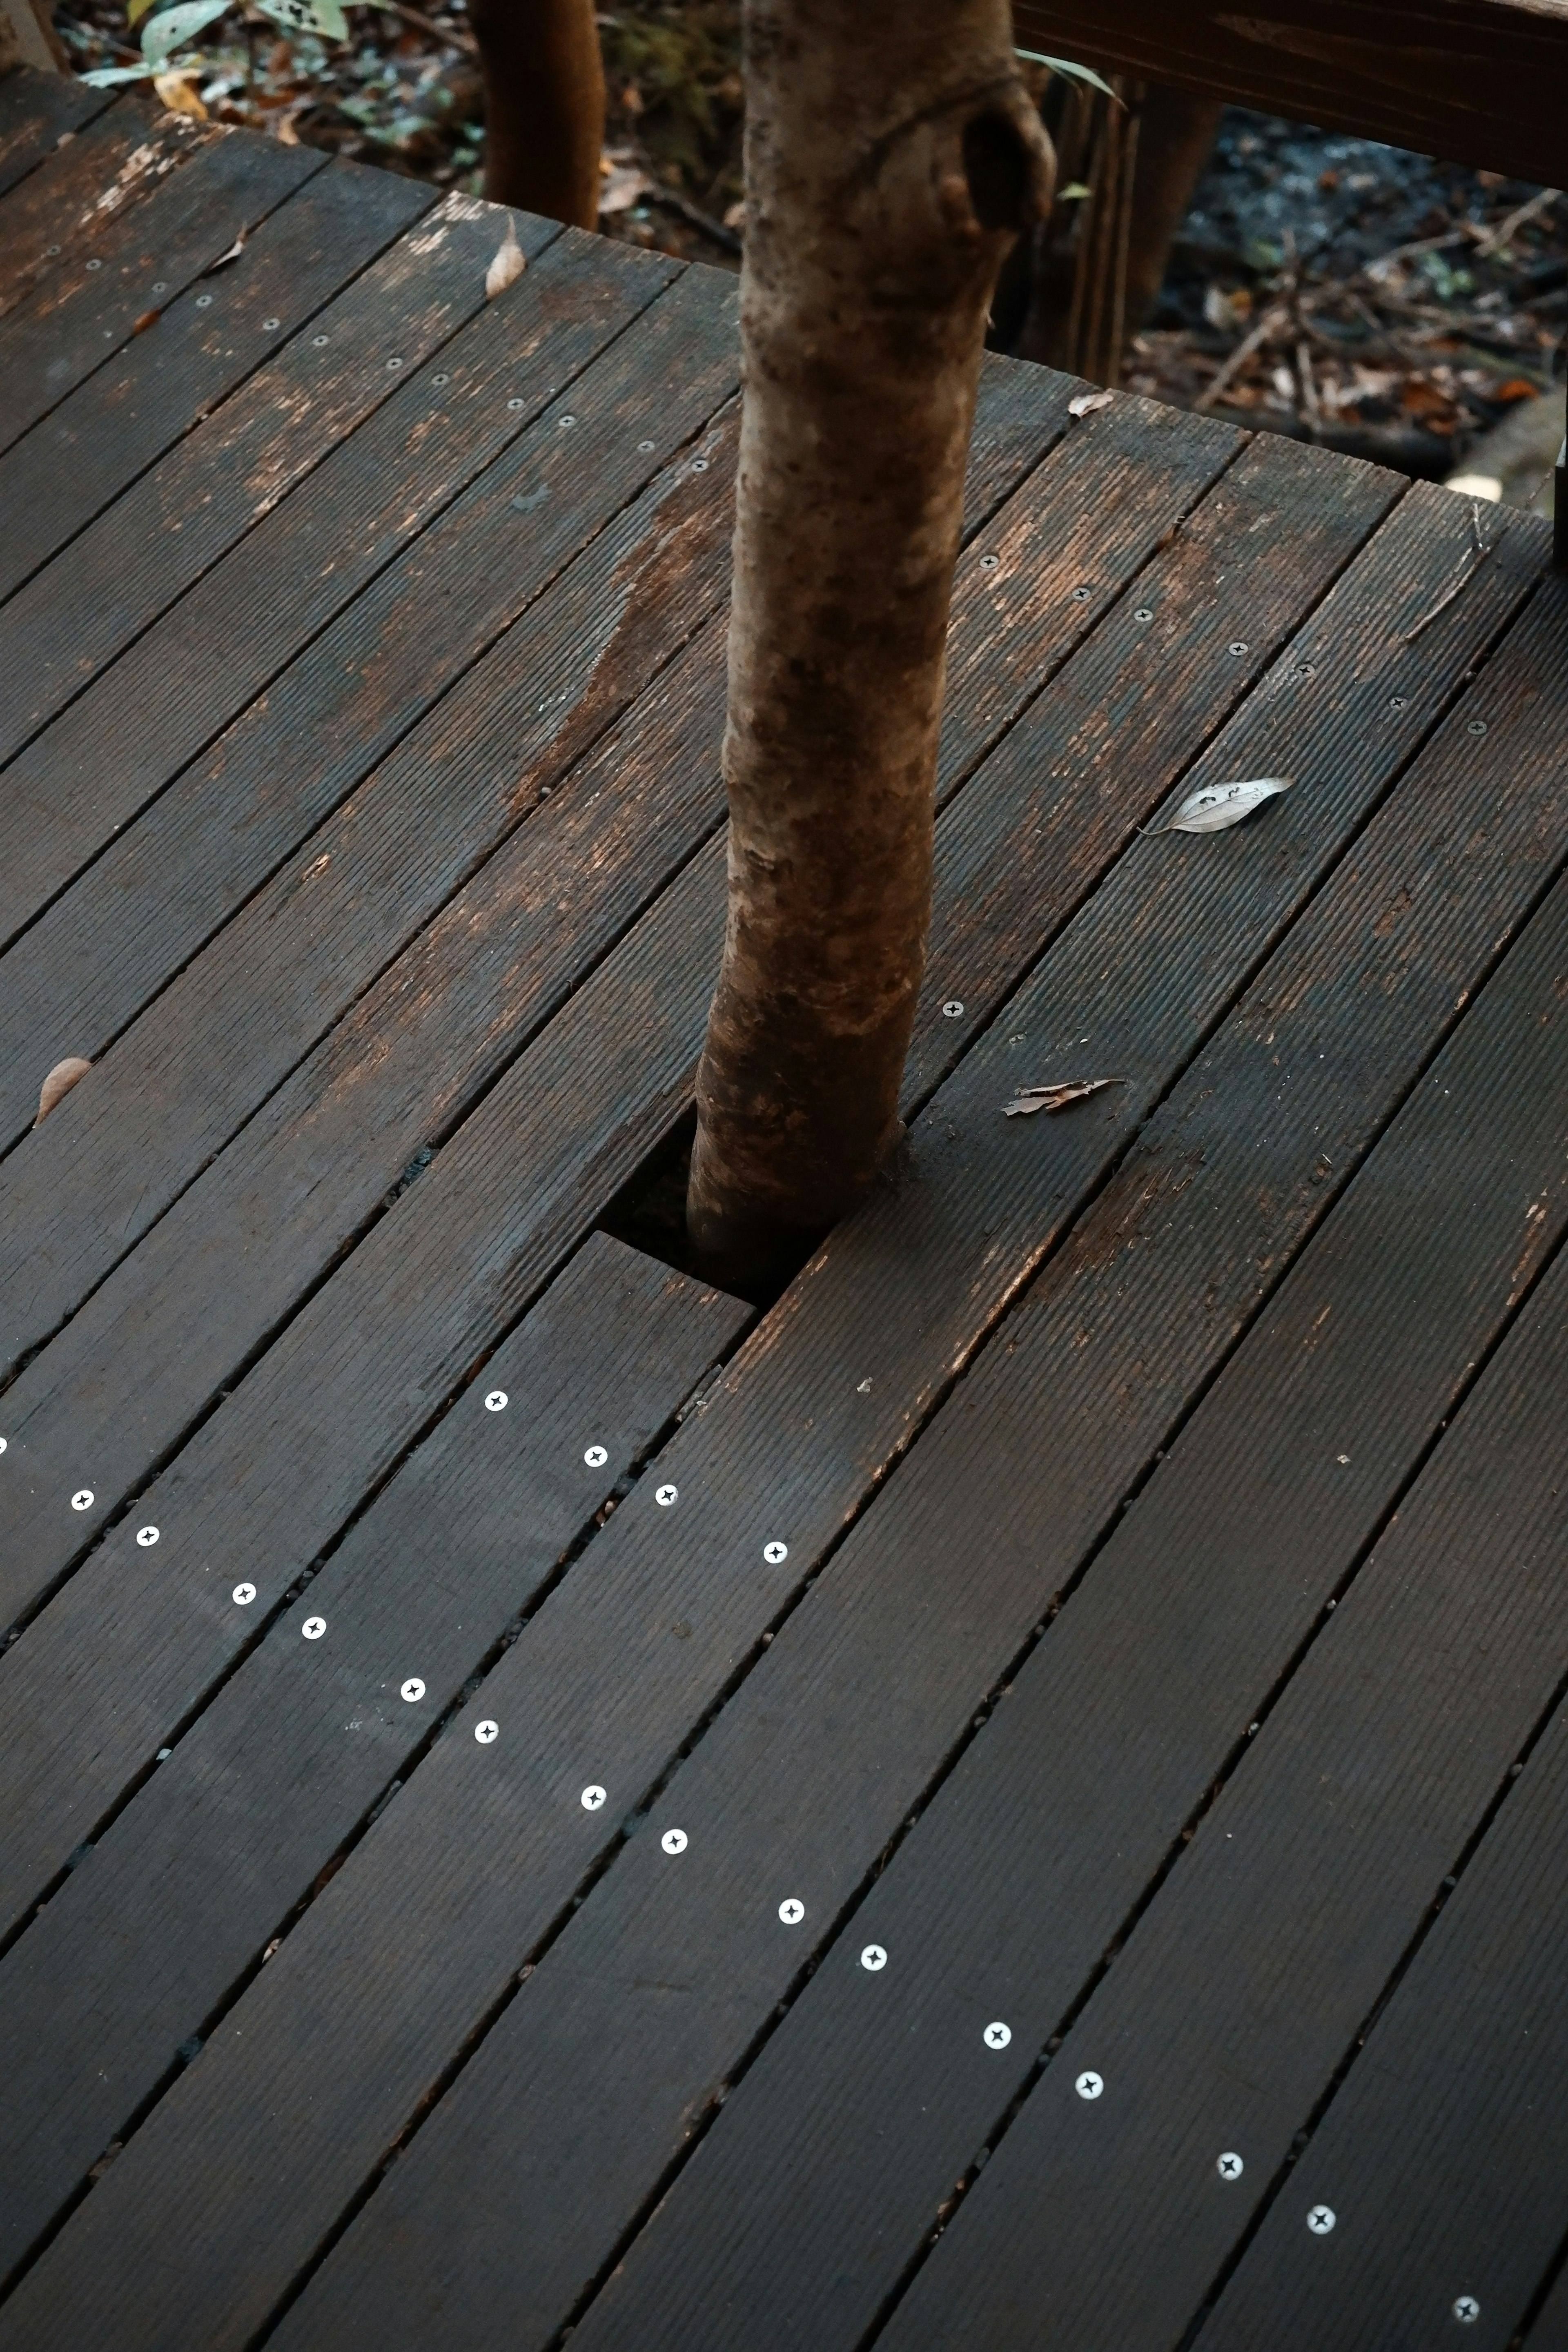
<box><xmin>252</xmin><ymin>0</ymin><xmax>348</xmax><ymax>39</ymax></box>
<box><xmin>82</xmin><ymin>59</ymin><xmax>158</xmax><ymax>79</ymax></box>
<box><xmin>1015</xmin><ymin>51</ymin><xmax>1123</xmax><ymax>103</ymax></box>
<box><xmin>140</xmin><ymin>0</ymin><xmax>229</xmax><ymax>65</ymax></box>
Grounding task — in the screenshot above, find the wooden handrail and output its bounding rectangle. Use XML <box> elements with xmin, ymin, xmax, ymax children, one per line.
<box><xmin>1012</xmin><ymin>0</ymin><xmax>1568</xmax><ymax>190</ymax></box>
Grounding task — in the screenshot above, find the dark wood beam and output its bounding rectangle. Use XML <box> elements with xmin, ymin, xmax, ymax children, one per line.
<box><xmin>1011</xmin><ymin>0</ymin><xmax>1568</xmax><ymax>190</ymax></box>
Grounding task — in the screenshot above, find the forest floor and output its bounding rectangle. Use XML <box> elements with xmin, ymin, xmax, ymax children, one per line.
<box><xmin>51</xmin><ymin>0</ymin><xmax>1565</xmax><ymax>502</ymax></box>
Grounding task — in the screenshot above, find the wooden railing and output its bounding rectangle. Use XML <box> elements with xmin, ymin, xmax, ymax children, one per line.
<box><xmin>1011</xmin><ymin>0</ymin><xmax>1568</xmax><ymax>191</ymax></box>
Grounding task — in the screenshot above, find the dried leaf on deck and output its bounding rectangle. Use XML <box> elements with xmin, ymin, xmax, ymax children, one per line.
<box><xmin>1068</xmin><ymin>389</ymin><xmax>1114</xmax><ymax>419</ymax></box>
<box><xmin>486</xmin><ymin>219</ymin><xmax>526</xmax><ymax>299</ymax></box>
<box><xmin>35</xmin><ymin>1057</ymin><xmax>91</xmax><ymax>1129</ymax></box>
<box><xmin>1145</xmin><ymin>777</ymin><xmax>1293</xmax><ymax>835</ymax></box>
<box><xmin>1003</xmin><ymin>1077</ymin><xmax>1126</xmax><ymax>1118</ymax></box>
<box><xmin>200</xmin><ymin>232</ymin><xmax>246</xmax><ymax>276</ymax></box>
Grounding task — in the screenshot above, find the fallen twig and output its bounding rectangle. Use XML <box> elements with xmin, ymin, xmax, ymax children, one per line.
<box><xmin>1403</xmin><ymin>502</ymin><xmax>1494</xmax><ymax>642</ymax></box>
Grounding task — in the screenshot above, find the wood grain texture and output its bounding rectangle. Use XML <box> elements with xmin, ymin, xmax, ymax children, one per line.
<box><xmin>1527</xmin><ymin>2260</ymin><xmax>1568</xmax><ymax>2350</ymax></box>
<box><xmin>251</xmin><ymin>541</ymin><xmax>1568</xmax><ymax>2352</ymax></box>
<box><xmin>0</xmin><ymin>496</ymin><xmax>1542</xmax><ymax>2352</ymax></box>
<box><xmin>0</xmin><ymin>158</ymin><xmax>432</xmax><ymax>601</ymax></box>
<box><xmin>1011</xmin><ymin>0</ymin><xmax>1568</xmax><ymax>187</ymax></box>
<box><xmin>878</xmin><ymin>1100</ymin><xmax>1568</xmax><ymax>2352</ymax></box>
<box><xmin>562</xmin><ymin>818</ymin><xmax>1568</xmax><ymax>2352</ymax></box>
<box><xmin>0</xmin><ymin>192</ymin><xmax>558</xmax><ymax>806</ymax></box>
<box><xmin>0</xmin><ymin>129</ymin><xmax>321</xmax><ymax>455</ymax></box>
<box><xmin>1195</xmin><ymin>1703</ymin><xmax>1568</xmax><ymax>2348</ymax></box>
<box><xmin>0</xmin><ymin>1233</ymin><xmax>747</xmax><ymax>2286</ymax></box>
<box><xmin>0</xmin><ymin>64</ymin><xmax>112</xmax><ymax>200</ymax></box>
<box><xmin>0</xmin><ymin>95</ymin><xmax>203</xmax><ymax>316</ymax></box>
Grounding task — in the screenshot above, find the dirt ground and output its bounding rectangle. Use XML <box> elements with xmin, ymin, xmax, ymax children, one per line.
<box><xmin>51</xmin><ymin>0</ymin><xmax>1565</xmax><ymax>498</ymax></box>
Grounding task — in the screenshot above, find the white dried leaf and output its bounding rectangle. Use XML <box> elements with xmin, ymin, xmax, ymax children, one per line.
<box><xmin>35</xmin><ymin>1056</ymin><xmax>91</xmax><ymax>1128</ymax></box>
<box><xmin>1068</xmin><ymin>389</ymin><xmax>1114</xmax><ymax>419</ymax></box>
<box><xmin>485</xmin><ymin>219</ymin><xmax>526</xmax><ymax>299</ymax></box>
<box><xmin>1148</xmin><ymin>777</ymin><xmax>1293</xmax><ymax>835</ymax></box>
<box><xmin>1003</xmin><ymin>1076</ymin><xmax>1125</xmax><ymax>1118</ymax></box>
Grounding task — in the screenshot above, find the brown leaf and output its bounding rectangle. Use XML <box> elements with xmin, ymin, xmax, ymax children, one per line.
<box><xmin>35</xmin><ymin>1056</ymin><xmax>92</xmax><ymax>1128</ymax></box>
<box><xmin>200</xmin><ymin>232</ymin><xmax>246</xmax><ymax>276</ymax></box>
<box><xmin>132</xmin><ymin>307</ymin><xmax>162</xmax><ymax>336</ymax></box>
<box><xmin>1002</xmin><ymin>1076</ymin><xmax>1126</xmax><ymax>1118</ymax></box>
<box><xmin>1068</xmin><ymin>388</ymin><xmax>1114</xmax><ymax>419</ymax></box>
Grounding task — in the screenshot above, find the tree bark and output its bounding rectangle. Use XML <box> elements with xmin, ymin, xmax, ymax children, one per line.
<box><xmin>686</xmin><ymin>0</ymin><xmax>1053</xmax><ymax>1294</ymax></box>
<box><xmin>467</xmin><ymin>0</ymin><xmax>605</xmax><ymax>231</ymax></box>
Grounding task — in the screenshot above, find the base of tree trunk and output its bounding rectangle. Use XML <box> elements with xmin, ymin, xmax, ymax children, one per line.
<box><xmin>468</xmin><ymin>0</ymin><xmax>605</xmax><ymax>230</ymax></box>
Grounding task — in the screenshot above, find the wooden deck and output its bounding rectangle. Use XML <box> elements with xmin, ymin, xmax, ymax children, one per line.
<box><xmin>1</xmin><ymin>68</ymin><xmax>1566</xmax><ymax>2352</ymax></box>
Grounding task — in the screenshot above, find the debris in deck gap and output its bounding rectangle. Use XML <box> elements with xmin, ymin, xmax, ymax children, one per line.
<box><xmin>1143</xmin><ymin>777</ymin><xmax>1293</xmax><ymax>835</ymax></box>
<box><xmin>486</xmin><ymin>216</ymin><xmax>526</xmax><ymax>298</ymax></box>
<box><xmin>1003</xmin><ymin>1078</ymin><xmax>1127</xmax><ymax>1118</ymax></box>
<box><xmin>34</xmin><ymin>1055</ymin><xmax>91</xmax><ymax>1127</ymax></box>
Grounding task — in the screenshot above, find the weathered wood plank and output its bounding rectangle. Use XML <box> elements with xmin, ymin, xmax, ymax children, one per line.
<box><xmin>1011</xmin><ymin>0</ymin><xmax>1568</xmax><ymax>189</ymax></box>
<box><xmin>871</xmin><ymin>1117</ymin><xmax>1568</xmax><ymax>2352</ymax></box>
<box><xmin>0</xmin><ymin>158</ymin><xmax>433</xmax><ymax>601</ymax></box>
<box><xmin>0</xmin><ymin>128</ymin><xmax>323</xmax><ymax>454</ymax></box>
<box><xmin>1527</xmin><ymin>2258</ymin><xmax>1568</xmax><ymax>2349</ymax></box>
<box><xmin>230</xmin><ymin>550</ymin><xmax>1568</xmax><ymax>2352</ymax></box>
<box><xmin>548</xmin><ymin>802</ymin><xmax>1568</xmax><ymax>2352</ymax></box>
<box><xmin>0</xmin><ymin>497</ymin><xmax>1543</xmax><ymax>2352</ymax></box>
<box><xmin>1195</xmin><ymin>1705</ymin><xmax>1568</xmax><ymax>2348</ymax></box>
<box><xmin>0</xmin><ymin>95</ymin><xmax>205</xmax><ymax>314</ymax></box>
<box><xmin>0</xmin><ymin>1232</ymin><xmax>748</xmax><ymax>2285</ymax></box>
<box><xmin>0</xmin><ymin>370</ymin><xmax>1183</xmax><ymax>1349</ymax></box>
<box><xmin>0</xmin><ymin>64</ymin><xmax>113</xmax><ymax>200</ymax></box>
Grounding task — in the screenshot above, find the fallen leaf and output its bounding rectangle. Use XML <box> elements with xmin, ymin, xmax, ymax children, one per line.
<box><xmin>35</xmin><ymin>1056</ymin><xmax>92</xmax><ymax>1128</ymax></box>
<box><xmin>131</xmin><ymin>307</ymin><xmax>162</xmax><ymax>335</ymax></box>
<box><xmin>200</xmin><ymin>231</ymin><xmax>246</xmax><ymax>276</ymax></box>
<box><xmin>1002</xmin><ymin>1077</ymin><xmax>1126</xmax><ymax>1118</ymax></box>
<box><xmin>1144</xmin><ymin>777</ymin><xmax>1293</xmax><ymax>835</ymax></box>
<box><xmin>485</xmin><ymin>217</ymin><xmax>526</xmax><ymax>298</ymax></box>
<box><xmin>1068</xmin><ymin>388</ymin><xmax>1114</xmax><ymax>418</ymax></box>
<box><xmin>599</xmin><ymin>158</ymin><xmax>655</xmax><ymax>216</ymax></box>
<box><xmin>152</xmin><ymin>69</ymin><xmax>207</xmax><ymax>119</ymax></box>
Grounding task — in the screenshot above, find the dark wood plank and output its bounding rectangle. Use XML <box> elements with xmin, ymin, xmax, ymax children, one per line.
<box><xmin>0</xmin><ymin>370</ymin><xmax>1194</xmax><ymax>1348</ymax></box>
<box><xmin>0</xmin><ymin>64</ymin><xmax>113</xmax><ymax>199</ymax></box>
<box><xmin>869</xmin><ymin>1136</ymin><xmax>1568</xmax><ymax>2352</ymax></box>
<box><xmin>0</xmin><ymin>218</ymin><xmax>651</xmax><ymax>905</ymax></box>
<box><xmin>0</xmin><ymin>494</ymin><xmax>1543</xmax><ymax>2352</ymax></box>
<box><xmin>0</xmin><ymin>1231</ymin><xmax>748</xmax><ymax>2285</ymax></box>
<box><xmin>1528</xmin><ymin>2258</ymin><xmax>1568</xmax><ymax>2350</ymax></box>
<box><xmin>0</xmin><ymin>158</ymin><xmax>433</xmax><ymax>601</ymax></box>
<box><xmin>0</xmin><ymin>94</ymin><xmax>203</xmax><ymax>314</ymax></box>
<box><xmin>1012</xmin><ymin>0</ymin><xmax>1567</xmax><ymax>189</ymax></box>
<box><xmin>0</xmin><ymin>128</ymin><xmax>323</xmax><ymax>454</ymax></box>
<box><xmin>548</xmin><ymin>783</ymin><xmax>1568</xmax><ymax>2352</ymax></box>
<box><xmin>237</xmin><ymin>547</ymin><xmax>1568</xmax><ymax>2352</ymax></box>
<box><xmin>1194</xmin><ymin>1704</ymin><xmax>1568</xmax><ymax>2348</ymax></box>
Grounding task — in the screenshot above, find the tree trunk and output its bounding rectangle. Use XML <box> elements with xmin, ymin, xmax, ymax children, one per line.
<box><xmin>685</xmin><ymin>0</ymin><xmax>1053</xmax><ymax>1294</ymax></box>
<box><xmin>468</xmin><ymin>0</ymin><xmax>605</xmax><ymax>231</ymax></box>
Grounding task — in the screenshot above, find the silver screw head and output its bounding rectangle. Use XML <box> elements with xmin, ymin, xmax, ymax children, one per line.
<box><xmin>655</xmin><ymin>1483</ymin><xmax>678</xmax><ymax>1508</ymax></box>
<box><xmin>1453</xmin><ymin>2296</ymin><xmax>1480</xmax><ymax>2325</ymax></box>
<box><xmin>1217</xmin><ymin>2152</ymin><xmax>1243</xmax><ymax>2180</ymax></box>
<box><xmin>71</xmin><ymin>1488</ymin><xmax>94</xmax><ymax>1511</ymax></box>
<box><xmin>661</xmin><ymin>1827</ymin><xmax>688</xmax><ymax>1854</ymax></box>
<box><xmin>1075</xmin><ymin>2071</ymin><xmax>1104</xmax><ymax>2100</ymax></box>
<box><xmin>984</xmin><ymin>2021</ymin><xmax>1012</xmax><ymax>2050</ymax></box>
<box><xmin>86</xmin><ymin>256</ymin><xmax>102</xmax><ymax>269</ymax></box>
<box><xmin>432</xmin><ymin>372</ymin><xmax>450</xmax><ymax>385</ymax></box>
<box><xmin>301</xmin><ymin>1616</ymin><xmax>327</xmax><ymax>1641</ymax></box>
<box><xmin>941</xmin><ymin>999</ymin><xmax>964</xmax><ymax>1018</ymax></box>
<box><xmin>195</xmin><ymin>292</ymin><xmax>212</xmax><ymax>307</ymax></box>
<box><xmin>581</xmin><ymin>1784</ymin><xmax>606</xmax><ymax>1810</ymax></box>
<box><xmin>980</xmin><ymin>554</ymin><xmax>1000</xmax><ymax>571</ymax></box>
<box><xmin>1134</xmin><ymin>607</ymin><xmax>1153</xmax><ymax>621</ymax></box>
<box><xmin>263</xmin><ymin>318</ymin><xmax>281</xmax><ymax>331</ymax></box>
<box><xmin>637</xmin><ymin>438</ymin><xmax>655</xmax><ymax>451</ymax></box>
<box><xmin>1307</xmin><ymin>2204</ymin><xmax>1336</xmax><ymax>2235</ymax></box>
<box><xmin>1228</xmin><ymin>640</ymin><xmax>1248</xmax><ymax>656</ymax></box>
<box><xmin>558</xmin><ymin>414</ymin><xmax>576</xmax><ymax>428</ymax></box>
<box><xmin>1071</xmin><ymin>585</ymin><xmax>1092</xmax><ymax>601</ymax></box>
<box><xmin>778</xmin><ymin>1897</ymin><xmax>805</xmax><ymax>1924</ymax></box>
<box><xmin>763</xmin><ymin>1540</ymin><xmax>788</xmax><ymax>1565</ymax></box>
<box><xmin>484</xmin><ymin>1389</ymin><xmax>508</xmax><ymax>1412</ymax></box>
<box><xmin>474</xmin><ymin>1718</ymin><xmax>499</xmax><ymax>1744</ymax></box>
<box><xmin>136</xmin><ymin>1525</ymin><xmax>160</xmax><ymax>1547</ymax></box>
<box><xmin>1468</xmin><ymin>719</ymin><xmax>1488</xmax><ymax>735</ymax></box>
<box><xmin>1390</xmin><ymin>694</ymin><xmax>1408</xmax><ymax>709</ymax></box>
<box><xmin>232</xmin><ymin>1582</ymin><xmax>257</xmax><ymax>1606</ymax></box>
<box><xmin>400</xmin><ymin>1677</ymin><xmax>425</xmax><ymax>1703</ymax></box>
<box><xmin>385</xmin><ymin>354</ymin><xmax>402</xmax><ymax>368</ymax></box>
<box><xmin>0</xmin><ymin>1436</ymin><xmax>7</xmax><ymax>1452</ymax></box>
<box><xmin>584</xmin><ymin>1443</ymin><xmax>609</xmax><ymax>1468</ymax></box>
<box><xmin>860</xmin><ymin>1944</ymin><xmax>887</xmax><ymax>1971</ymax></box>
<box><xmin>313</xmin><ymin>332</ymin><xmax>329</xmax><ymax>345</ymax></box>
<box><xmin>691</xmin><ymin>457</ymin><xmax>708</xmax><ymax>471</ymax></box>
<box><xmin>507</xmin><ymin>396</ymin><xmax>525</xmax><ymax>410</ymax></box>
<box><xmin>151</xmin><ymin>280</ymin><xmax>167</xmax><ymax>293</ymax></box>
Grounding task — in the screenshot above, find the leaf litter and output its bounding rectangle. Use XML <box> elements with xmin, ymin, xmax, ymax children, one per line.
<box><xmin>1142</xmin><ymin>777</ymin><xmax>1293</xmax><ymax>835</ymax></box>
<box><xmin>1003</xmin><ymin>1077</ymin><xmax>1127</xmax><ymax>1118</ymax></box>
